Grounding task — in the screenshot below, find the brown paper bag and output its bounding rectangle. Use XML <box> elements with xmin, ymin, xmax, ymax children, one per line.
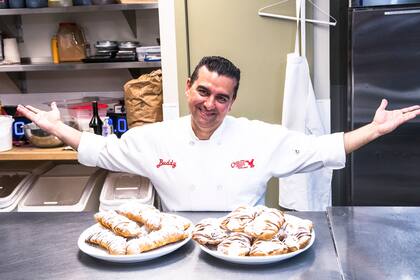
<box><xmin>124</xmin><ymin>69</ymin><xmax>163</xmax><ymax>128</ymax></box>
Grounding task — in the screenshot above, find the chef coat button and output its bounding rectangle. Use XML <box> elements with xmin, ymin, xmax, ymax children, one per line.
<box><xmin>217</xmin><ymin>185</ymin><xmax>223</xmax><ymax>190</ymax></box>
<box><xmin>295</xmin><ymin>149</ymin><xmax>300</xmax><ymax>154</ymax></box>
<box><xmin>190</xmin><ymin>184</ymin><xmax>196</xmax><ymax>191</ymax></box>
<box><xmin>189</xmin><ymin>141</ymin><xmax>195</xmax><ymax>146</ymax></box>
<box><xmin>217</xmin><ymin>142</ymin><xmax>222</xmax><ymax>146</ymax></box>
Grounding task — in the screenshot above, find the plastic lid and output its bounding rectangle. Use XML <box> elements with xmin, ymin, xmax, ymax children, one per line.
<box><xmin>22</xmin><ymin>176</ymin><xmax>90</xmax><ymax>207</ymax></box>
<box><xmin>100</xmin><ymin>173</ymin><xmax>153</xmax><ymax>205</ymax></box>
<box><xmin>68</xmin><ymin>103</ymin><xmax>108</xmax><ymax>111</ymax></box>
<box><xmin>42</xmin><ymin>164</ymin><xmax>98</xmax><ymax>177</ymax></box>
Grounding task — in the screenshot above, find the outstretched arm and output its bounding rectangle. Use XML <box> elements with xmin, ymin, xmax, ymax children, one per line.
<box><xmin>17</xmin><ymin>102</ymin><xmax>82</xmax><ymax>150</ymax></box>
<box><xmin>344</xmin><ymin>99</ymin><xmax>420</xmax><ymax>154</ymax></box>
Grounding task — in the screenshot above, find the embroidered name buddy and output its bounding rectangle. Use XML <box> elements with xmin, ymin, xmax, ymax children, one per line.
<box><xmin>156</xmin><ymin>159</ymin><xmax>177</xmax><ymax>168</ymax></box>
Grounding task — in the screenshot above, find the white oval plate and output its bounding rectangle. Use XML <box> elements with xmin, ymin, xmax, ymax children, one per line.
<box><xmin>78</xmin><ymin>223</ymin><xmax>193</xmax><ymax>263</ymax></box>
<box><xmin>199</xmin><ymin>230</ymin><xmax>315</xmax><ymax>265</ymax></box>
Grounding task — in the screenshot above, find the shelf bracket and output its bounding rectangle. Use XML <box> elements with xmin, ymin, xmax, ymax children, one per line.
<box><xmin>122</xmin><ymin>10</ymin><xmax>137</xmax><ymax>38</ymax></box>
<box><xmin>0</xmin><ymin>15</ymin><xmax>23</xmax><ymax>43</ymax></box>
<box><xmin>6</xmin><ymin>72</ymin><xmax>27</xmax><ymax>93</ymax></box>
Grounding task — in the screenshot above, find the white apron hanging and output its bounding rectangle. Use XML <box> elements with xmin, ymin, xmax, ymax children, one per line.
<box><xmin>279</xmin><ymin>0</ymin><xmax>333</xmax><ymax>211</ymax></box>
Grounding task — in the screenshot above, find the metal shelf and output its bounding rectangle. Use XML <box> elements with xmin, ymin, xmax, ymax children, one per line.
<box><xmin>0</xmin><ymin>3</ymin><xmax>158</xmax><ymax>16</ymax></box>
<box><xmin>0</xmin><ymin>60</ymin><xmax>161</xmax><ymax>72</ymax></box>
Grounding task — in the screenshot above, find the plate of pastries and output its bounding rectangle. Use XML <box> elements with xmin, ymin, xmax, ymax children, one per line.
<box><xmin>192</xmin><ymin>205</ymin><xmax>315</xmax><ymax>265</ymax></box>
<box><xmin>78</xmin><ymin>202</ymin><xmax>192</xmax><ymax>263</ymax></box>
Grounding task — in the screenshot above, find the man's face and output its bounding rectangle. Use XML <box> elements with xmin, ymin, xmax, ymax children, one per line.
<box><xmin>186</xmin><ymin>66</ymin><xmax>237</xmax><ymax>139</ymax></box>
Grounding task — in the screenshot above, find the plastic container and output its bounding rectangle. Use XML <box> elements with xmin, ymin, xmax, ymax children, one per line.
<box><xmin>9</xmin><ymin>0</ymin><xmax>25</xmax><ymax>8</ymax></box>
<box><xmin>0</xmin><ymin>162</ymin><xmax>52</xmax><ymax>212</ymax></box>
<box><xmin>18</xmin><ymin>164</ymin><xmax>106</xmax><ymax>212</ymax></box>
<box><xmin>25</xmin><ymin>0</ymin><xmax>48</xmax><ymax>8</ymax></box>
<box><xmin>68</xmin><ymin>102</ymin><xmax>108</xmax><ymax>132</ymax></box>
<box><xmin>0</xmin><ymin>116</ymin><xmax>14</xmax><ymax>152</ymax></box>
<box><xmin>99</xmin><ymin>172</ymin><xmax>154</xmax><ymax>211</ymax></box>
<box><xmin>48</xmin><ymin>0</ymin><xmax>72</xmax><ymax>6</ymax></box>
<box><xmin>136</xmin><ymin>46</ymin><xmax>161</xmax><ymax>62</ymax></box>
<box><xmin>0</xmin><ymin>172</ymin><xmax>32</xmax><ymax>212</ymax></box>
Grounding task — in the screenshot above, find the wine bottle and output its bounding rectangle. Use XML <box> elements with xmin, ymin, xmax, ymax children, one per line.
<box><xmin>89</xmin><ymin>101</ymin><xmax>103</xmax><ymax>135</ymax></box>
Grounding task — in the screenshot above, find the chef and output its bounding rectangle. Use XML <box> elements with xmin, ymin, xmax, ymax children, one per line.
<box><xmin>17</xmin><ymin>56</ymin><xmax>420</xmax><ymax>211</ymax></box>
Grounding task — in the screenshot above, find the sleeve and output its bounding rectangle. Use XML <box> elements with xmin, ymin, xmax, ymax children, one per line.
<box><xmin>77</xmin><ymin>128</ymin><xmax>152</xmax><ymax>177</ymax></box>
<box><xmin>268</xmin><ymin>129</ymin><xmax>346</xmax><ymax>177</ymax></box>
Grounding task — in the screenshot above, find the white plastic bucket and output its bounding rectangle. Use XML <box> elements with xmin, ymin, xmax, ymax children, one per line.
<box><xmin>0</xmin><ymin>116</ymin><xmax>14</xmax><ymax>152</ymax></box>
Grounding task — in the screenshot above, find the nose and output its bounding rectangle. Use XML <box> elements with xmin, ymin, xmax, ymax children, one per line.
<box><xmin>204</xmin><ymin>96</ymin><xmax>215</xmax><ymax>110</ymax></box>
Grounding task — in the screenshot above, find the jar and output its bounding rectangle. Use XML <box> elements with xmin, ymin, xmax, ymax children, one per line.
<box><xmin>57</xmin><ymin>23</ymin><xmax>87</xmax><ymax>62</ymax></box>
<box><xmin>9</xmin><ymin>0</ymin><xmax>25</xmax><ymax>8</ymax></box>
<box><xmin>73</xmin><ymin>0</ymin><xmax>91</xmax><ymax>5</ymax></box>
<box><xmin>0</xmin><ymin>0</ymin><xmax>8</xmax><ymax>9</ymax></box>
<box><xmin>25</xmin><ymin>0</ymin><xmax>48</xmax><ymax>8</ymax></box>
<box><xmin>48</xmin><ymin>0</ymin><xmax>72</xmax><ymax>7</ymax></box>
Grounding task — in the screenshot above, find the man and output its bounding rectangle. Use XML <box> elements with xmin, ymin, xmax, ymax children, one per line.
<box><xmin>17</xmin><ymin>56</ymin><xmax>420</xmax><ymax>211</ymax></box>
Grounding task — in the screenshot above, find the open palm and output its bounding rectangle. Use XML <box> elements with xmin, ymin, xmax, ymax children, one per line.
<box><xmin>17</xmin><ymin>102</ymin><xmax>62</xmax><ymax>134</ymax></box>
<box><xmin>372</xmin><ymin>99</ymin><xmax>420</xmax><ymax>136</ymax></box>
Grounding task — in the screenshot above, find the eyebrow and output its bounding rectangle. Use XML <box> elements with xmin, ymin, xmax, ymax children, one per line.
<box><xmin>196</xmin><ymin>85</ymin><xmax>232</xmax><ymax>100</ymax></box>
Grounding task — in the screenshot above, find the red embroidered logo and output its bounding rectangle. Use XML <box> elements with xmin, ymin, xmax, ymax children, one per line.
<box><xmin>231</xmin><ymin>159</ymin><xmax>255</xmax><ymax>169</ymax></box>
<box><xmin>156</xmin><ymin>159</ymin><xmax>177</xmax><ymax>168</ymax></box>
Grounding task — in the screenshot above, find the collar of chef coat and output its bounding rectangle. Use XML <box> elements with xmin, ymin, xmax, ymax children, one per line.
<box><xmin>186</xmin><ymin>114</ymin><xmax>227</xmax><ymax>144</ymax></box>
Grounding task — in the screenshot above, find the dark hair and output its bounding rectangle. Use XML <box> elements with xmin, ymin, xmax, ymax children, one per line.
<box><xmin>190</xmin><ymin>56</ymin><xmax>241</xmax><ymax>99</ymax></box>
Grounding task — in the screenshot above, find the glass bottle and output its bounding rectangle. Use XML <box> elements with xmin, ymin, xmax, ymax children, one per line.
<box><xmin>89</xmin><ymin>101</ymin><xmax>103</xmax><ymax>135</ymax></box>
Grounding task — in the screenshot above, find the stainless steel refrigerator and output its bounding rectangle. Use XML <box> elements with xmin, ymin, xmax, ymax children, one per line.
<box><xmin>349</xmin><ymin>0</ymin><xmax>420</xmax><ymax>205</ymax></box>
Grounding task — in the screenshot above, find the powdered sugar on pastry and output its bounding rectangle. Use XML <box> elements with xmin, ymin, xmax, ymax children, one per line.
<box><xmin>192</xmin><ymin>218</ymin><xmax>227</xmax><ymax>245</ymax></box>
<box><xmin>244</xmin><ymin>207</ymin><xmax>285</xmax><ymax>240</ymax></box>
<box><xmin>94</xmin><ymin>210</ymin><xmax>143</xmax><ymax>238</ymax></box>
<box><xmin>217</xmin><ymin>232</ymin><xmax>252</xmax><ymax>256</ymax></box>
<box><xmin>116</xmin><ymin>202</ymin><xmax>162</xmax><ymax>231</ymax></box>
<box><xmin>85</xmin><ymin>223</ymin><xmax>127</xmax><ymax>255</ymax></box>
<box><xmin>249</xmin><ymin>240</ymin><xmax>288</xmax><ymax>256</ymax></box>
<box><xmin>126</xmin><ymin>227</ymin><xmax>188</xmax><ymax>254</ymax></box>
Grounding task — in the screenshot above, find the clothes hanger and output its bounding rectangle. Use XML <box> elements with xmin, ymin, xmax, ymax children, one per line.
<box><xmin>258</xmin><ymin>0</ymin><xmax>337</xmax><ymax>27</ymax></box>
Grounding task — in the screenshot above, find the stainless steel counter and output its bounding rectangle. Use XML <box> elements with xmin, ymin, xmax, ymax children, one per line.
<box><xmin>328</xmin><ymin>207</ymin><xmax>420</xmax><ymax>280</ymax></box>
<box><xmin>0</xmin><ymin>211</ymin><xmax>341</xmax><ymax>280</ymax></box>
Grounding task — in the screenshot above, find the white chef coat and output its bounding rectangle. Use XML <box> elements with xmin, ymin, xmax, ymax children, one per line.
<box><xmin>78</xmin><ymin>115</ymin><xmax>345</xmax><ymax>211</ymax></box>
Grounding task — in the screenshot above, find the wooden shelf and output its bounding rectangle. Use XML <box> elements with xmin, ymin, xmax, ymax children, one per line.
<box><xmin>0</xmin><ymin>146</ymin><xmax>77</xmax><ymax>160</ymax></box>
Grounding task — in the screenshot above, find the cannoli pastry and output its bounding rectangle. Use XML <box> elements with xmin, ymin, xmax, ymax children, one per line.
<box><xmin>94</xmin><ymin>211</ymin><xmax>143</xmax><ymax>238</ymax></box>
<box><xmin>126</xmin><ymin>227</ymin><xmax>188</xmax><ymax>254</ymax></box>
<box><xmin>161</xmin><ymin>213</ymin><xmax>192</xmax><ymax>231</ymax></box>
<box><xmin>220</xmin><ymin>206</ymin><xmax>256</xmax><ymax>232</ymax></box>
<box><xmin>249</xmin><ymin>240</ymin><xmax>288</xmax><ymax>256</ymax></box>
<box><xmin>244</xmin><ymin>207</ymin><xmax>285</xmax><ymax>240</ymax></box>
<box><xmin>192</xmin><ymin>218</ymin><xmax>228</xmax><ymax>245</ymax></box>
<box><xmin>85</xmin><ymin>224</ymin><xmax>127</xmax><ymax>255</ymax></box>
<box><xmin>217</xmin><ymin>232</ymin><xmax>252</xmax><ymax>256</ymax></box>
<box><xmin>116</xmin><ymin>202</ymin><xmax>162</xmax><ymax>231</ymax></box>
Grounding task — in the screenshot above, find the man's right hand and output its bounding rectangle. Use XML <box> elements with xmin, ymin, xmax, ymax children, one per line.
<box><xmin>17</xmin><ymin>102</ymin><xmax>83</xmax><ymax>150</ymax></box>
<box><xmin>17</xmin><ymin>102</ymin><xmax>62</xmax><ymax>135</ymax></box>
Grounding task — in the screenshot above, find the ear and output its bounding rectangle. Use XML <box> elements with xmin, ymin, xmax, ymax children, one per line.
<box><xmin>185</xmin><ymin>78</ymin><xmax>192</xmax><ymax>95</ymax></box>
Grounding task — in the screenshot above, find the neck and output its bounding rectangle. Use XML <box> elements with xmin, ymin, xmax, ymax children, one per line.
<box><xmin>191</xmin><ymin>122</ymin><xmax>217</xmax><ymax>140</ymax></box>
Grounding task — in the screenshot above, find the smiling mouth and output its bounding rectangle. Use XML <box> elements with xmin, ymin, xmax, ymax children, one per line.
<box><xmin>198</xmin><ymin>107</ymin><xmax>216</xmax><ymax>119</ymax></box>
